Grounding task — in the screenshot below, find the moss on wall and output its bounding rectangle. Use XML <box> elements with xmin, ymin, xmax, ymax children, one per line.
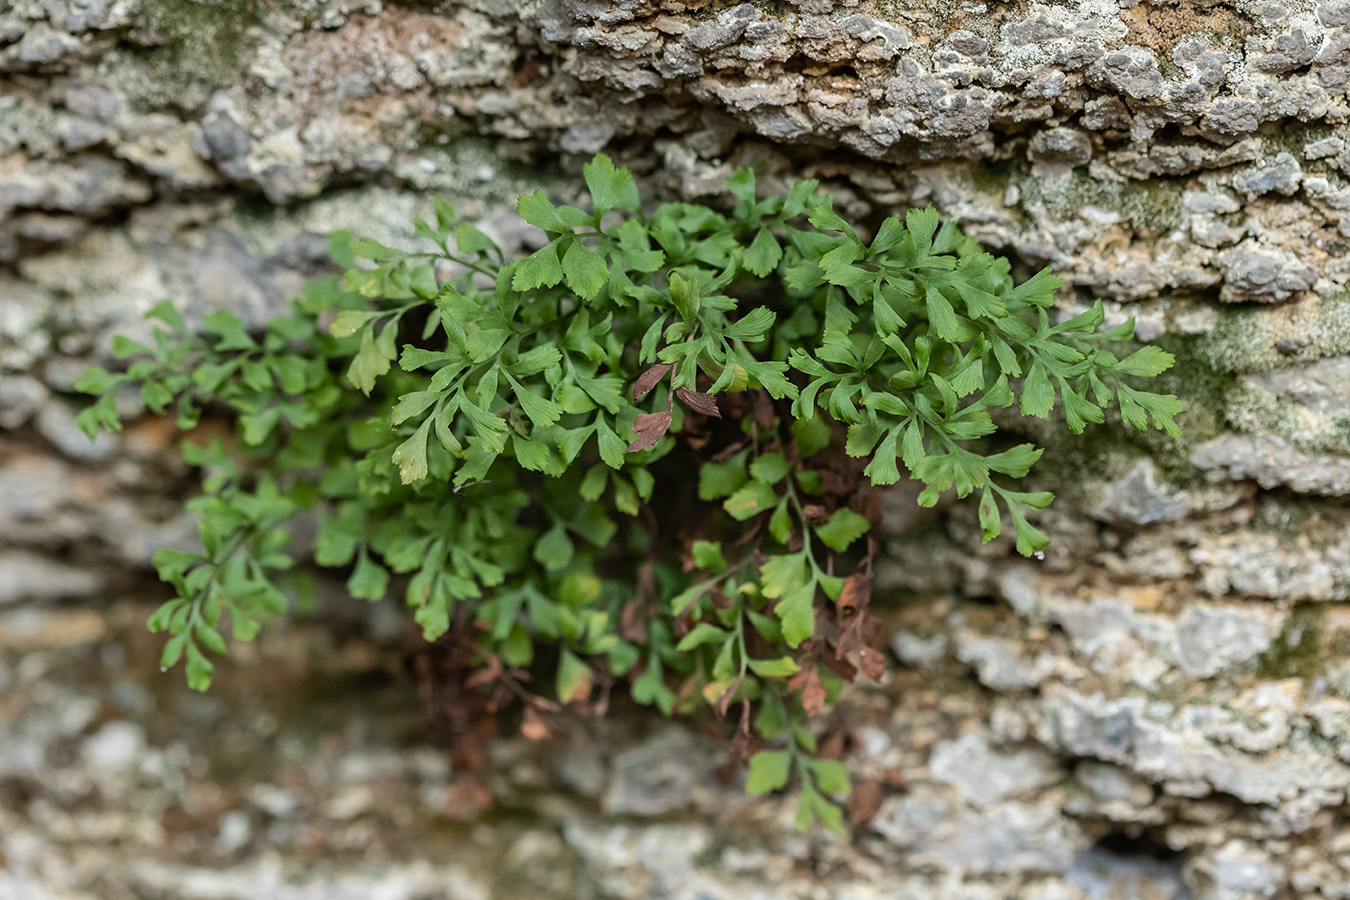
<box><xmin>120</xmin><ymin>0</ymin><xmax>269</xmax><ymax>111</ymax></box>
<box><xmin>1195</xmin><ymin>292</ymin><xmax>1350</xmax><ymax>376</ymax></box>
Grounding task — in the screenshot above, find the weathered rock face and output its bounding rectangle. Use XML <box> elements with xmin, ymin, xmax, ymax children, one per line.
<box><xmin>4</xmin><ymin>0</ymin><xmax>1350</xmax><ymax>897</ymax></box>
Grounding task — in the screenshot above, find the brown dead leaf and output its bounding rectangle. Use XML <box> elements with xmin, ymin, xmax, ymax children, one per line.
<box><xmin>837</xmin><ymin>572</ymin><xmax>872</xmax><ymax>612</ymax></box>
<box><xmin>801</xmin><ymin>503</ymin><xmax>828</xmax><ymax>524</ymax></box>
<box><xmin>858</xmin><ymin>645</ymin><xmax>886</xmax><ymax>681</ymax></box>
<box><xmin>620</xmin><ymin>598</ymin><xmax>648</xmax><ymax>642</ymax></box>
<box><xmin>863</xmin><ymin>489</ymin><xmax>882</xmax><ymax>527</ymax></box>
<box><xmin>626</xmin><ymin>410</ymin><xmax>672</xmax><ymax>452</ymax></box>
<box><xmin>820</xmin><ymin>651</ymin><xmax>857</xmax><ymax>681</ymax></box>
<box><xmin>799</xmin><ymin>666</ymin><xmax>827</xmax><ymax>716</ymax></box>
<box><xmin>633</xmin><ymin>363</ymin><xmax>673</xmax><ymax>399</ymax></box>
<box><xmin>849</xmin><ymin>777</ymin><xmax>885</xmax><ymax>826</ymax></box>
<box><xmin>728</xmin><ymin>699</ymin><xmax>752</xmax><ymax>760</ymax></box>
<box><xmin>752</xmin><ymin>390</ymin><xmax>775</xmax><ymax>430</ymax></box>
<box><xmin>712</xmin><ymin>679</ymin><xmax>739</xmax><ymax>718</ymax></box>
<box><xmin>711</xmin><ymin>440</ymin><xmax>747</xmax><ymax>463</ymax></box>
<box><xmin>821</xmin><ymin>467</ymin><xmax>860</xmax><ymax>498</ymax></box>
<box><xmin>818</xmin><ymin>728</ymin><xmax>846</xmax><ymax>761</ymax></box>
<box><xmin>520</xmin><ymin>706</ymin><xmax>552</xmax><ymax>741</ymax></box>
<box><xmin>464</xmin><ymin>654</ymin><xmax>503</xmax><ymax>688</ymax></box>
<box><xmin>676</xmin><ymin>387</ymin><xmax>722</xmax><ymax>417</ymax></box>
<box><xmin>560</xmin><ymin>669</ymin><xmax>593</xmax><ymax>705</ymax></box>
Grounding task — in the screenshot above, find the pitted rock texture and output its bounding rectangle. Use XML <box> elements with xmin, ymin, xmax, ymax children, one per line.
<box><xmin>8</xmin><ymin>0</ymin><xmax>1350</xmax><ymax>307</ymax></box>
<box><xmin>4</xmin><ymin>0</ymin><xmax>1350</xmax><ymax>898</ymax></box>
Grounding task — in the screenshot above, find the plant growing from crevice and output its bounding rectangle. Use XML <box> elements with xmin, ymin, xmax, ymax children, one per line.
<box><xmin>77</xmin><ymin>155</ymin><xmax>1180</xmax><ymax>830</ymax></box>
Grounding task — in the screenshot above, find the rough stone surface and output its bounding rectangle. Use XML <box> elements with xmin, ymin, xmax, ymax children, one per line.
<box><xmin>5</xmin><ymin>0</ymin><xmax>1350</xmax><ymax>897</ymax></box>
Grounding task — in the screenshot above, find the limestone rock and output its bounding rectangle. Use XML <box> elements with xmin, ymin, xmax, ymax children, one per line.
<box><xmin>1193</xmin><ymin>433</ymin><xmax>1350</xmax><ymax>495</ymax></box>
<box><xmin>5</xmin><ymin>0</ymin><xmax>1350</xmax><ymax>895</ymax></box>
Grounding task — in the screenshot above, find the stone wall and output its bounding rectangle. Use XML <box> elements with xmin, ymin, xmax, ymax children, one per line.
<box><xmin>4</xmin><ymin>1</ymin><xmax>1350</xmax><ymax>897</ymax></box>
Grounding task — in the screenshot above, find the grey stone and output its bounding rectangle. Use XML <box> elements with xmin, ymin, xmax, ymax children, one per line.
<box><xmin>1231</xmin><ymin>152</ymin><xmax>1303</xmax><ymax>198</ymax></box>
<box><xmin>1251</xmin><ymin>25</ymin><xmax>1319</xmax><ymax>73</ymax></box>
<box><xmin>929</xmin><ymin>733</ymin><xmax>1061</xmax><ymax>807</ymax></box>
<box><xmin>10</xmin><ymin>23</ymin><xmax>80</xmax><ymax>66</ymax></box>
<box><xmin>64</xmin><ymin>82</ymin><xmax>121</xmax><ymax>121</ymax></box>
<box><xmin>1320</xmin><ymin>2</ymin><xmax>1350</xmax><ymax>27</ymax></box>
<box><xmin>1245</xmin><ymin>357</ymin><xmax>1350</xmax><ymax>414</ymax></box>
<box><xmin>1184</xmin><ymin>189</ymin><xmax>1242</xmax><ymax>215</ymax></box>
<box><xmin>891</xmin><ymin>631</ymin><xmax>949</xmax><ymax>668</ymax></box>
<box><xmin>1191</xmin><ymin>841</ymin><xmax>1284</xmax><ymax>899</ymax></box>
<box><xmin>1066</xmin><ymin>846</ymin><xmax>1189</xmax><ymax>900</ymax></box>
<box><xmin>1193</xmin><ymin>433</ymin><xmax>1350</xmax><ymax>495</ymax></box>
<box><xmin>682</xmin><ymin>6</ymin><xmax>754</xmax><ymax>52</ymax></box>
<box><xmin>602</xmin><ymin>729</ymin><xmax>707</xmax><ymax>816</ymax></box>
<box><xmin>215</xmin><ymin>811</ymin><xmax>253</xmax><ymax>856</ymax></box>
<box><xmin>562</xmin><ymin>821</ymin><xmax>711</xmax><ymax>887</ymax></box>
<box><xmin>872</xmin><ymin>789</ymin><xmax>1090</xmax><ymax>875</ymax></box>
<box><xmin>1029</xmin><ymin>127</ymin><xmax>1093</xmax><ymax>167</ymax></box>
<box><xmin>14</xmin><ymin>213</ymin><xmax>89</xmax><ymax>244</ymax></box>
<box><xmin>0</xmin><ymin>375</ymin><xmax>49</xmax><ymax>428</ymax></box>
<box><xmin>955</xmin><ymin>633</ymin><xmax>1052</xmax><ymax>690</ymax></box>
<box><xmin>1074</xmin><ymin>760</ymin><xmax>1154</xmax><ymax>806</ymax></box>
<box><xmin>80</xmin><ymin>721</ymin><xmax>146</xmax><ymax>774</ymax></box>
<box><xmin>1096</xmin><ymin>47</ymin><xmax>1164</xmax><ymax>100</ymax></box>
<box><xmin>1201</xmin><ymin>98</ymin><xmax>1264</xmax><ymax>139</ymax></box>
<box><xmin>1054</xmin><ymin>596</ymin><xmax>1155</xmax><ymax>660</ymax></box>
<box><xmin>35</xmin><ymin>400</ymin><xmax>117</xmax><ymax>461</ymax></box>
<box><xmin>57</xmin><ymin>116</ymin><xmax>113</xmax><ymax>152</ymax></box>
<box><xmin>1090</xmin><ymin>459</ymin><xmax>1197</xmax><ymax>525</ymax></box>
<box><xmin>200</xmin><ymin>110</ymin><xmax>252</xmax><ymax>161</ymax></box>
<box><xmin>1220</xmin><ymin>244</ymin><xmax>1318</xmax><ymax>302</ymax></box>
<box><xmin>1173</xmin><ymin>604</ymin><xmax>1285</xmax><ymax>678</ymax></box>
<box><xmin>0</xmin><ymin>551</ymin><xmax>102</xmax><ymax>604</ymax></box>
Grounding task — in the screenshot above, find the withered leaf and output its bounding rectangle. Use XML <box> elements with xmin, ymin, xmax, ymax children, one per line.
<box><xmin>674</xmin><ymin>674</ymin><xmax>700</xmax><ymax>705</ymax></box>
<box><xmin>713</xmin><ymin>679</ymin><xmax>738</xmax><ymax>718</ymax></box>
<box><xmin>590</xmin><ymin>681</ymin><xmax>612</xmax><ymax>718</ymax></box>
<box><xmin>676</xmin><ymin>388</ymin><xmax>722</xmax><ymax>418</ymax></box>
<box><xmin>620</xmin><ymin>598</ymin><xmax>648</xmax><ymax>642</ymax></box>
<box><xmin>560</xmin><ymin>667</ymin><xmax>593</xmax><ymax>705</ymax></box>
<box><xmin>858</xmin><ymin>645</ymin><xmax>886</xmax><ymax>681</ymax></box>
<box><xmin>727</xmin><ymin>699</ymin><xmax>752</xmax><ymax>764</ymax></box>
<box><xmin>464</xmin><ymin>654</ymin><xmax>503</xmax><ymax>688</ymax></box>
<box><xmin>863</xmin><ymin>490</ymin><xmax>883</xmax><ymax>527</ymax></box>
<box><xmin>820</xmin><ymin>648</ymin><xmax>858</xmax><ymax>681</ymax></box>
<box><xmin>520</xmin><ymin>706</ymin><xmax>552</xmax><ymax>741</ymax></box>
<box><xmin>818</xmin><ymin>728</ymin><xmax>847</xmax><ymax>761</ymax></box>
<box><xmin>752</xmin><ymin>390</ymin><xmax>775</xmax><ymax>430</ymax></box>
<box><xmin>821</xmin><ymin>468</ymin><xmax>860</xmax><ymax>498</ymax></box>
<box><xmin>849</xmin><ymin>777</ymin><xmax>885</xmax><ymax>826</ymax></box>
<box><xmin>799</xmin><ymin>666</ymin><xmax>827</xmax><ymax>716</ymax></box>
<box><xmin>633</xmin><ymin>363</ymin><xmax>673</xmax><ymax>400</ymax></box>
<box><xmin>801</xmin><ymin>503</ymin><xmax>828</xmax><ymax>524</ymax></box>
<box><xmin>711</xmin><ymin>440</ymin><xmax>747</xmax><ymax>463</ymax></box>
<box><xmin>837</xmin><ymin>572</ymin><xmax>872</xmax><ymax>612</ymax></box>
<box><xmin>626</xmin><ymin>410</ymin><xmax>672</xmax><ymax>452</ymax></box>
